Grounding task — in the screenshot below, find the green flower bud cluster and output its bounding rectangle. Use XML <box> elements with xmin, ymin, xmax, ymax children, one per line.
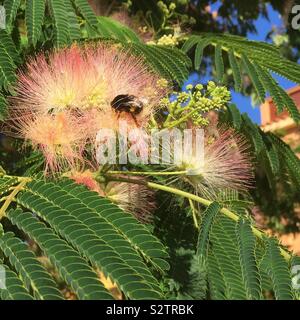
<box><xmin>158</xmin><ymin>1</ymin><xmax>176</xmax><ymax>16</ymax></box>
<box><xmin>157</xmin><ymin>34</ymin><xmax>179</xmax><ymax>46</ymax></box>
<box><xmin>125</xmin><ymin>0</ymin><xmax>132</xmax><ymax>8</ymax></box>
<box><xmin>156</xmin><ymin>78</ymin><xmax>169</xmax><ymax>88</ymax></box>
<box><xmin>169</xmin><ymin>3</ymin><xmax>176</xmax><ymax>11</ymax></box>
<box><xmin>180</xmin><ymin>14</ymin><xmax>196</xmax><ymax>25</ymax></box>
<box><xmin>162</xmin><ymin>81</ymin><xmax>231</xmax><ymax>128</ymax></box>
<box><xmin>177</xmin><ymin>0</ymin><xmax>189</xmax><ymax>6</ymax></box>
<box><xmin>189</xmin><ymin>17</ymin><xmax>196</xmax><ymax>25</ymax></box>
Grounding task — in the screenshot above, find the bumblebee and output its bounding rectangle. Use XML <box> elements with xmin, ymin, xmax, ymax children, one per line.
<box><xmin>111</xmin><ymin>94</ymin><xmax>144</xmax><ymax>115</ymax></box>
<box><xmin>111</xmin><ymin>94</ymin><xmax>145</xmax><ymax>126</ymax></box>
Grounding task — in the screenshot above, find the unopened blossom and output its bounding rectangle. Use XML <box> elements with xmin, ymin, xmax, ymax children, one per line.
<box><xmin>105</xmin><ymin>180</ymin><xmax>156</xmax><ymax>223</ymax></box>
<box><xmin>70</xmin><ymin>170</ymin><xmax>155</xmax><ymax>223</ymax></box>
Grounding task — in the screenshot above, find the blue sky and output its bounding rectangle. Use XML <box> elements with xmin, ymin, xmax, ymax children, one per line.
<box><xmin>185</xmin><ymin>3</ymin><xmax>296</xmax><ymax>124</ymax></box>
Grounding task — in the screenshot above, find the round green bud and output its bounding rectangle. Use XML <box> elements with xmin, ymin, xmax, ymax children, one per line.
<box><xmin>189</xmin><ymin>17</ymin><xmax>196</xmax><ymax>24</ymax></box>
<box><xmin>195</xmin><ymin>84</ymin><xmax>203</xmax><ymax>91</ymax></box>
<box><xmin>169</xmin><ymin>3</ymin><xmax>176</xmax><ymax>10</ymax></box>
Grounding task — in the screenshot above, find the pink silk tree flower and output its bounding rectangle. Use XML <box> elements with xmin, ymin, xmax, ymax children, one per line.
<box><xmin>8</xmin><ymin>44</ymin><xmax>169</xmax><ymax>174</ymax></box>
<box><xmin>15</xmin><ymin>112</ymin><xmax>85</xmax><ymax>174</ymax></box>
<box><xmin>12</xmin><ymin>46</ymin><xmax>94</xmax><ymax>113</ymax></box>
<box><xmin>171</xmin><ymin>129</ymin><xmax>253</xmax><ymax>199</ymax></box>
<box><xmin>11</xmin><ymin>44</ymin><xmax>168</xmax><ymax>122</ymax></box>
<box><xmin>69</xmin><ymin>170</ymin><xmax>105</xmax><ymax>196</ymax></box>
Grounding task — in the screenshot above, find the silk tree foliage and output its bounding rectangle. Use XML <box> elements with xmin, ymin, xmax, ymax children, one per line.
<box><xmin>0</xmin><ymin>0</ymin><xmax>299</xmax><ymax>300</ymax></box>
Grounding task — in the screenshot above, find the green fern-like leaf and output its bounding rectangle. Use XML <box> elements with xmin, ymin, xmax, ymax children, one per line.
<box><xmin>183</xmin><ymin>33</ymin><xmax>300</xmax><ymax>121</ymax></box>
<box><xmin>184</xmin><ymin>254</ymin><xmax>207</xmax><ymax>299</ymax></box>
<box><xmin>215</xmin><ymin>44</ymin><xmax>224</xmax><ymax>83</ymax></box>
<box><xmin>196</xmin><ymin>202</ymin><xmax>220</xmax><ymax>259</ymax></box>
<box><xmin>64</xmin><ymin>0</ymin><xmax>82</xmax><ymax>40</ymax></box>
<box><xmin>255</xmin><ymin>64</ymin><xmax>300</xmax><ymax>121</ymax></box>
<box><xmin>0</xmin><ymin>263</ymin><xmax>34</xmax><ymax>300</ymax></box>
<box><xmin>128</xmin><ymin>43</ymin><xmax>191</xmax><ymax>85</ymax></box>
<box><xmin>264</xmin><ymin>137</ymin><xmax>280</xmax><ymax>176</ymax></box>
<box><xmin>14</xmin><ymin>152</ymin><xmax>45</xmax><ymax>176</ymax></box>
<box><xmin>207</xmin><ymin>250</ymin><xmax>227</xmax><ymax>299</ymax></box>
<box><xmin>3</xmin><ymin>0</ymin><xmax>21</xmax><ymax>33</ymax></box>
<box><xmin>181</xmin><ymin>35</ymin><xmax>202</xmax><ymax>53</ymax></box>
<box><xmin>261</xmin><ymin>238</ymin><xmax>293</xmax><ymax>300</ymax></box>
<box><xmin>241</xmin><ymin>55</ymin><xmax>265</xmax><ymax>103</ymax></box>
<box><xmin>194</xmin><ymin>40</ymin><xmax>210</xmax><ymax>71</ymax></box>
<box><xmin>228</xmin><ymin>49</ymin><xmax>242</xmax><ymax>92</ymax></box>
<box><xmin>7</xmin><ymin>208</ymin><xmax>114</xmax><ymax>300</ymax></box>
<box><xmin>73</xmin><ymin>0</ymin><xmax>98</xmax><ymax>29</ymax></box>
<box><xmin>0</xmin><ymin>175</ymin><xmax>19</xmax><ymax>197</ymax></box>
<box><xmin>14</xmin><ymin>179</ymin><xmax>168</xmax><ymax>299</ymax></box>
<box><xmin>277</xmin><ymin>86</ymin><xmax>300</xmax><ymax>122</ymax></box>
<box><xmin>236</xmin><ymin>219</ymin><xmax>262</xmax><ymax>299</ymax></box>
<box><xmin>0</xmin><ymin>232</ymin><xmax>63</xmax><ymax>300</ymax></box>
<box><xmin>252</xmin><ymin>64</ymin><xmax>283</xmax><ymax>113</ymax></box>
<box><xmin>216</xmin><ymin>189</ymin><xmax>253</xmax><ymax>216</ymax></box>
<box><xmin>58</xmin><ymin>179</ymin><xmax>169</xmax><ymax>271</ymax></box>
<box><xmin>269</xmin><ymin>133</ymin><xmax>300</xmax><ymax>187</ymax></box>
<box><xmin>241</xmin><ymin>113</ymin><xmax>264</xmax><ymax>155</ymax></box>
<box><xmin>227</xmin><ymin>103</ymin><xmax>242</xmax><ymax>130</ymax></box>
<box><xmin>49</xmin><ymin>0</ymin><xmax>70</xmax><ymax>46</ymax></box>
<box><xmin>25</xmin><ymin>0</ymin><xmax>46</xmax><ymax>46</ymax></box>
<box><xmin>0</xmin><ymin>33</ymin><xmax>18</xmax><ymax>91</ymax></box>
<box><xmin>208</xmin><ymin>216</ymin><xmax>248</xmax><ymax>299</ymax></box>
<box><xmin>206</xmin><ymin>213</ymin><xmax>295</xmax><ymax>300</ymax></box>
<box><xmin>0</xmin><ymin>93</ymin><xmax>8</xmax><ymax>120</ymax></box>
<box><xmin>97</xmin><ymin>17</ymin><xmax>141</xmax><ymax>43</ymax></box>
<box><xmin>0</xmin><ymin>29</ymin><xmax>21</xmax><ymax>65</ymax></box>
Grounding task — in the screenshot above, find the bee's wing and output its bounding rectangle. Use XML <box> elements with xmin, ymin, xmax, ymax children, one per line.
<box><xmin>111</xmin><ymin>94</ymin><xmax>131</xmax><ymax>107</ymax></box>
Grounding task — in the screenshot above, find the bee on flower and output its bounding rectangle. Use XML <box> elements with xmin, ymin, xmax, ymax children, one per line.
<box><xmin>8</xmin><ymin>44</ymin><xmax>169</xmax><ymax>174</ymax></box>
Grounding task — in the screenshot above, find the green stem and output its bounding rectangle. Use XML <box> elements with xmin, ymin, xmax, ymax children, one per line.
<box><xmin>0</xmin><ymin>178</ymin><xmax>31</xmax><ymax>220</ymax></box>
<box><xmin>189</xmin><ymin>199</ymin><xmax>199</xmax><ymax>229</ymax></box>
<box><xmin>163</xmin><ymin>99</ymin><xmax>193</xmax><ymax>128</ymax></box>
<box><xmin>105</xmin><ymin>175</ymin><xmax>147</xmax><ymax>185</ymax></box>
<box><xmin>146</xmin><ymin>181</ymin><xmax>291</xmax><ymax>262</ymax></box>
<box><xmin>1</xmin><ymin>173</ymin><xmax>291</xmax><ymax>262</ymax></box>
<box><xmin>164</xmin><ymin>106</ymin><xmax>204</xmax><ymax>129</ymax></box>
<box><xmin>107</xmin><ymin>170</ymin><xmax>187</xmax><ymax>176</ymax></box>
<box><xmin>211</xmin><ymin>42</ymin><xmax>242</xmax><ymax>59</ymax></box>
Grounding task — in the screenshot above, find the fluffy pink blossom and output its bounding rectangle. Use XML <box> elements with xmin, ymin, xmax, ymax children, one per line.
<box><xmin>13</xmin><ymin>111</ymin><xmax>85</xmax><ymax>173</ymax></box>
<box><xmin>12</xmin><ymin>46</ymin><xmax>93</xmax><ymax>113</ymax></box>
<box><xmin>173</xmin><ymin>129</ymin><xmax>253</xmax><ymax>199</ymax></box>
<box><xmin>69</xmin><ymin>170</ymin><xmax>105</xmax><ymax>195</ymax></box>
<box><xmin>8</xmin><ymin>44</ymin><xmax>168</xmax><ymax>173</ymax></box>
<box><xmin>11</xmin><ymin>44</ymin><xmax>167</xmax><ymax>122</ymax></box>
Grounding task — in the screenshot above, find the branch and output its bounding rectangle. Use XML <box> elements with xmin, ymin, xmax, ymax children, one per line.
<box><xmin>0</xmin><ymin>177</ymin><xmax>31</xmax><ymax>220</ymax></box>
<box><xmin>146</xmin><ymin>181</ymin><xmax>291</xmax><ymax>262</ymax></box>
